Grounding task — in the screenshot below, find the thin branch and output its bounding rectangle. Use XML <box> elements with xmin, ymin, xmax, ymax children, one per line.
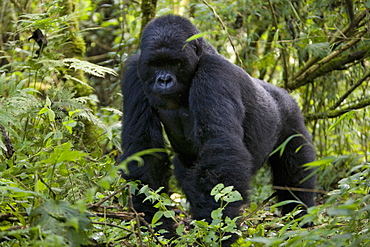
<box><xmin>88</xmin><ymin>184</ymin><xmax>129</xmax><ymax>209</ymax></box>
<box><xmin>138</xmin><ymin>215</ymin><xmax>165</xmax><ymax>247</ymax></box>
<box><xmin>243</xmin><ymin>193</ymin><xmax>277</xmax><ymax>220</ymax></box>
<box><xmin>329</xmin><ymin>10</ymin><xmax>367</xmax><ymax>44</ymax></box>
<box><xmin>127</xmin><ymin>184</ymin><xmax>165</xmax><ymax>247</ymax></box>
<box><xmin>39</xmin><ymin>176</ymin><xmax>56</xmax><ymax>200</ymax></box>
<box><xmin>128</xmin><ymin>184</ymin><xmax>143</xmax><ymax>246</ymax></box>
<box><xmin>267</xmin><ymin>0</ymin><xmax>289</xmax><ymax>87</ymax></box>
<box><xmin>330</xmin><ymin>70</ymin><xmax>370</xmax><ymax>110</ymax></box>
<box><xmin>201</xmin><ymin>0</ymin><xmax>244</xmax><ymax>69</ymax></box>
<box><xmin>272</xmin><ymin>186</ymin><xmax>327</xmax><ymax>194</ymax></box>
<box><xmin>90</xmin><ymin>211</ymin><xmax>139</xmax><ymax>220</ymax></box>
<box><xmin>92</xmin><ymin>221</ymin><xmax>135</xmax><ymax>233</ymax></box>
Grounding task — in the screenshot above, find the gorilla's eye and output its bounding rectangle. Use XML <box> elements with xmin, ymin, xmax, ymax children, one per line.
<box><xmin>165</xmin><ymin>59</ymin><xmax>182</xmax><ymax>67</ymax></box>
<box><xmin>148</xmin><ymin>57</ymin><xmax>183</xmax><ymax>68</ymax></box>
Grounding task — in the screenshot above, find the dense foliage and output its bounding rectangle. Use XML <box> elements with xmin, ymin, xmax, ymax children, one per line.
<box><xmin>0</xmin><ymin>0</ymin><xmax>369</xmax><ymax>246</ymax></box>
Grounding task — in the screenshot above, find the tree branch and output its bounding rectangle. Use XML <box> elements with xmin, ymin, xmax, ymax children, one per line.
<box><xmin>88</xmin><ymin>184</ymin><xmax>128</xmax><ymax>209</ymax></box>
<box><xmin>330</xmin><ymin>70</ymin><xmax>370</xmax><ymax>110</ymax></box>
<box><xmin>305</xmin><ymin>97</ymin><xmax>370</xmax><ymax>121</ymax></box>
<box><xmin>288</xmin><ymin>29</ymin><xmax>368</xmax><ymax>90</ymax></box>
<box><xmin>291</xmin><ymin>10</ymin><xmax>367</xmax><ymax>82</ymax></box>
<box><xmin>201</xmin><ymin>0</ymin><xmax>244</xmax><ymax>68</ymax></box>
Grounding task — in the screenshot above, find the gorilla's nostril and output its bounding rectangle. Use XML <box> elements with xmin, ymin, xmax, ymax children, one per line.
<box><xmin>156</xmin><ymin>74</ymin><xmax>175</xmax><ymax>89</ymax></box>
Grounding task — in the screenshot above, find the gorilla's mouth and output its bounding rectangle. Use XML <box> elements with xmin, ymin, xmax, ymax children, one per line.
<box><xmin>154</xmin><ymin>94</ymin><xmax>183</xmax><ymax>110</ymax></box>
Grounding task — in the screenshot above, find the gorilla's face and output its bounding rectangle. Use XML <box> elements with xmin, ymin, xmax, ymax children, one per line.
<box><xmin>137</xmin><ymin>19</ymin><xmax>201</xmax><ymax>110</ymax></box>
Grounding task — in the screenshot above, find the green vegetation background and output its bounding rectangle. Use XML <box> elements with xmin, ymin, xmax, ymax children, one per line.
<box><xmin>0</xmin><ymin>0</ymin><xmax>369</xmax><ymax>246</ymax></box>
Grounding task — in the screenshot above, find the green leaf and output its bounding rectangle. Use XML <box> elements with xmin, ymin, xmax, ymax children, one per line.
<box><xmin>326</xmin><ymin>111</ymin><xmax>354</xmax><ymax>134</ymax></box>
<box><xmin>138</xmin><ymin>185</ymin><xmax>150</xmax><ymax>195</ymax></box>
<box><xmin>1</xmin><ymin>186</ymin><xmax>38</xmax><ymax>197</ymax></box>
<box><xmin>185</xmin><ymin>32</ymin><xmax>209</xmax><ymax>42</ymax></box>
<box><xmin>30</xmin><ymin>200</ymin><xmax>91</xmax><ymax>246</ymax></box>
<box><xmin>221</xmin><ymin>186</ymin><xmax>234</xmax><ymax>195</ymax></box>
<box><xmin>273</xmin><ymin>200</ymin><xmax>302</xmax><ymax>208</ymax></box>
<box><xmin>163</xmin><ymin>210</ymin><xmax>175</xmax><ymax>219</ymax></box>
<box><xmin>97</xmin><ymin>177</ymin><xmax>111</xmax><ymax>189</ymax></box>
<box><xmin>45</xmin><ymin>96</ymin><xmax>52</xmax><ymax>107</ymax></box>
<box><xmin>47</xmin><ymin>108</ymin><xmax>55</xmax><ymax>122</ymax></box>
<box><xmin>64</xmin><ymin>75</ymin><xmax>94</xmax><ymax>90</ymax></box>
<box><xmin>192</xmin><ymin>220</ymin><xmax>209</xmax><ymax>228</ymax></box>
<box><xmin>224</xmin><ymin>190</ymin><xmax>243</xmax><ymax>203</ymax></box>
<box><xmin>62</xmin><ymin>58</ymin><xmax>118</xmax><ymax>78</ymax></box>
<box><xmin>41</xmin><ymin>142</ymin><xmax>87</xmax><ymax>164</ymax></box>
<box><xmin>35</xmin><ymin>179</ymin><xmax>47</xmax><ymax>192</ymax></box>
<box><xmin>270</xmin><ymin>134</ymin><xmax>302</xmax><ymax>157</ymax></box>
<box><xmin>211</xmin><ymin>183</ymin><xmax>225</xmax><ymax>196</ymax></box>
<box><xmin>176</xmin><ymin>224</ymin><xmax>185</xmax><ymax>236</ymax></box>
<box><xmin>303</xmin><ymin>156</ymin><xmax>337</xmax><ymax>168</ymax></box>
<box><xmin>273</xmin><ymin>28</ymin><xmax>280</xmax><ymax>43</ymax></box>
<box><xmin>152</xmin><ymin>211</ymin><xmax>163</xmax><ymax>224</ymax></box>
<box><xmin>38</xmin><ymin>107</ymin><xmax>49</xmax><ymax>115</ymax></box>
<box><xmin>211</xmin><ymin>208</ymin><xmax>223</xmax><ymax>220</ymax></box>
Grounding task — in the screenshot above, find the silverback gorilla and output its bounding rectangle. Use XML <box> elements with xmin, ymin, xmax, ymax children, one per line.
<box><xmin>119</xmin><ymin>15</ymin><xmax>316</xmax><ymax>244</ymax></box>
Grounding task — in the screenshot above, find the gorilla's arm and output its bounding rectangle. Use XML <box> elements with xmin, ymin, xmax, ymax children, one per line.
<box><xmin>119</xmin><ymin>55</ymin><xmax>173</xmax><ymax>230</ymax></box>
<box><xmin>184</xmin><ymin>55</ymin><xmax>252</xmax><ymax>221</ymax></box>
<box><xmin>119</xmin><ymin>54</ymin><xmax>171</xmax><ymax>190</ymax></box>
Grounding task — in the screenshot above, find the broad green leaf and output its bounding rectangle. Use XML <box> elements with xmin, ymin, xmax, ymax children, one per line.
<box><xmin>41</xmin><ymin>142</ymin><xmax>87</xmax><ymax>164</ymax></box>
<box><xmin>38</xmin><ymin>107</ymin><xmax>49</xmax><ymax>115</ymax></box>
<box><xmin>221</xmin><ymin>185</ymin><xmax>234</xmax><ymax>195</ymax></box>
<box><xmin>211</xmin><ymin>183</ymin><xmax>225</xmax><ymax>196</ymax></box>
<box><xmin>47</xmin><ymin>108</ymin><xmax>55</xmax><ymax>122</ymax></box>
<box><xmin>211</xmin><ymin>208</ymin><xmax>223</xmax><ymax>220</ymax></box>
<box><xmin>163</xmin><ymin>210</ymin><xmax>175</xmax><ymax>219</ymax></box>
<box><xmin>152</xmin><ymin>211</ymin><xmax>163</xmax><ymax>224</ymax></box>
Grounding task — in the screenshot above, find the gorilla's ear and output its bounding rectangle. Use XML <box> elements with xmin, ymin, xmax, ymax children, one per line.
<box><xmin>195</xmin><ymin>39</ymin><xmax>202</xmax><ymax>56</ymax></box>
<box><xmin>194</xmin><ymin>38</ymin><xmax>205</xmax><ymax>56</ymax></box>
<box><xmin>186</xmin><ymin>32</ymin><xmax>207</xmax><ymax>56</ymax></box>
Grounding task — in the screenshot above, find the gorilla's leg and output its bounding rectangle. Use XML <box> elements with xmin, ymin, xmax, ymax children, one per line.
<box><xmin>269</xmin><ymin>132</ymin><xmax>316</xmax><ymax>216</ymax></box>
<box><xmin>174</xmin><ymin>151</ymin><xmax>249</xmax><ymax>221</ymax></box>
<box><xmin>173</xmin><ymin>152</ymin><xmax>248</xmax><ymax>246</ymax></box>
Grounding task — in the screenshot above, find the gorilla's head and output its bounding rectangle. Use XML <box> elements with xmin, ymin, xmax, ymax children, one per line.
<box><xmin>137</xmin><ymin>15</ymin><xmax>205</xmax><ymax>109</ymax></box>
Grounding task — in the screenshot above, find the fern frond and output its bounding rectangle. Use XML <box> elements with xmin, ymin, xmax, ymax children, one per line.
<box><xmin>63</xmin><ymin>75</ymin><xmax>94</xmax><ymax>90</ymax></box>
<box><xmin>62</xmin><ymin>58</ymin><xmax>118</xmax><ymax>78</ymax></box>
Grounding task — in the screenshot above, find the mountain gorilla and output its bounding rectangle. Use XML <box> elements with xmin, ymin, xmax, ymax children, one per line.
<box><xmin>119</xmin><ymin>15</ymin><xmax>316</xmax><ymax>244</ymax></box>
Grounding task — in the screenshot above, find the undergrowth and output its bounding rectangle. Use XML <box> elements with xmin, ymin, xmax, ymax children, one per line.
<box><xmin>0</xmin><ymin>2</ymin><xmax>369</xmax><ymax>247</ymax></box>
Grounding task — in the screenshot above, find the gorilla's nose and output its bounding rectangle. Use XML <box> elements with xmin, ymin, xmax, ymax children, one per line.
<box><xmin>156</xmin><ymin>73</ymin><xmax>175</xmax><ymax>89</ymax></box>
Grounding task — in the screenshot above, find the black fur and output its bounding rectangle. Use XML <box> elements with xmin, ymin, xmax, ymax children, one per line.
<box><xmin>119</xmin><ymin>15</ymin><xmax>316</xmax><ymax>244</ymax></box>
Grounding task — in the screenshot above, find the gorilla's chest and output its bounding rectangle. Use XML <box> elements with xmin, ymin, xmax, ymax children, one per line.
<box><xmin>158</xmin><ymin>108</ymin><xmax>198</xmax><ymax>157</ymax></box>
